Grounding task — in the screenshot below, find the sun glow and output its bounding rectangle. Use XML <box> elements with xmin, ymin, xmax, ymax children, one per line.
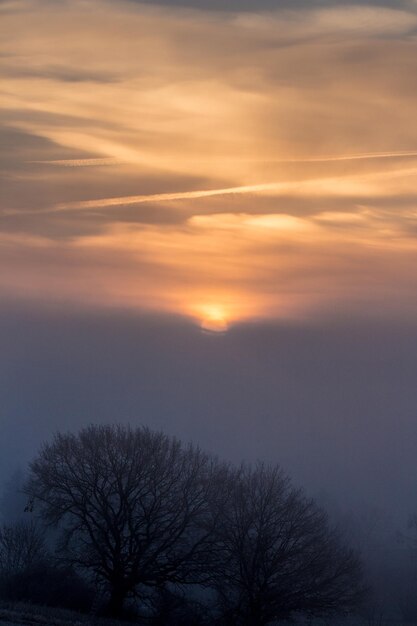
<box><xmin>195</xmin><ymin>304</ymin><xmax>230</xmax><ymax>333</ymax></box>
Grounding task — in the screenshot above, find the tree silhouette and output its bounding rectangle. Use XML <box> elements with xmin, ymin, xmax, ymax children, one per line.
<box><xmin>213</xmin><ymin>463</ymin><xmax>364</xmax><ymax>625</ymax></box>
<box><xmin>24</xmin><ymin>425</ymin><xmax>364</xmax><ymax>622</ymax></box>
<box><xmin>25</xmin><ymin>424</ymin><xmax>226</xmax><ymax>617</ymax></box>
<box><xmin>0</xmin><ymin>520</ymin><xmax>45</xmax><ymax>576</ymax></box>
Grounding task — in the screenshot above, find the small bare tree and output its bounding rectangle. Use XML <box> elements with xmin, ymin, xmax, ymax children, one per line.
<box><xmin>213</xmin><ymin>463</ymin><xmax>365</xmax><ymax>626</ymax></box>
<box><xmin>0</xmin><ymin>520</ymin><xmax>46</xmax><ymax>575</ymax></box>
<box><xmin>25</xmin><ymin>424</ymin><xmax>227</xmax><ymax>617</ymax></box>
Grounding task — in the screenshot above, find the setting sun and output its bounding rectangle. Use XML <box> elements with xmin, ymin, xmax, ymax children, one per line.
<box><xmin>195</xmin><ymin>304</ymin><xmax>230</xmax><ymax>333</ymax></box>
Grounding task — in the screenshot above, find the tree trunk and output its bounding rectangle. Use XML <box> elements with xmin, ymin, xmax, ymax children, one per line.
<box><xmin>243</xmin><ymin>601</ymin><xmax>266</xmax><ymax>626</ymax></box>
<box><xmin>107</xmin><ymin>585</ymin><xmax>127</xmax><ymax>617</ymax></box>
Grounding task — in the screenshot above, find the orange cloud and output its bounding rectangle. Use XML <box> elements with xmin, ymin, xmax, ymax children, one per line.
<box><xmin>1</xmin><ymin>0</ymin><xmax>417</xmax><ymax>329</ymax></box>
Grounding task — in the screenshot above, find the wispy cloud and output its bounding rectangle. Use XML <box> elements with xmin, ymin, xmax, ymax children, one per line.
<box><xmin>1</xmin><ymin>0</ymin><xmax>417</xmax><ymax>327</ymax></box>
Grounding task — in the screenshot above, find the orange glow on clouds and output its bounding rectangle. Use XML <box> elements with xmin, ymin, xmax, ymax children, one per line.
<box><xmin>1</xmin><ymin>0</ymin><xmax>417</xmax><ymax>329</ymax></box>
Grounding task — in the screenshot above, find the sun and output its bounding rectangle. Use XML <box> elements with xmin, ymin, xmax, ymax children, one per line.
<box><xmin>198</xmin><ymin>304</ymin><xmax>229</xmax><ymax>333</ymax></box>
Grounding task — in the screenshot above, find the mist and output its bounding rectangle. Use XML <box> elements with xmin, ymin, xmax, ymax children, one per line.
<box><xmin>1</xmin><ymin>299</ymin><xmax>416</xmax><ymax>523</ymax></box>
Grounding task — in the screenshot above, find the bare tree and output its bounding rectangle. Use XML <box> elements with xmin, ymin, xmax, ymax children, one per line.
<box><xmin>25</xmin><ymin>424</ymin><xmax>227</xmax><ymax>617</ymax></box>
<box><xmin>213</xmin><ymin>463</ymin><xmax>365</xmax><ymax>626</ymax></box>
<box><xmin>0</xmin><ymin>520</ymin><xmax>46</xmax><ymax>575</ymax></box>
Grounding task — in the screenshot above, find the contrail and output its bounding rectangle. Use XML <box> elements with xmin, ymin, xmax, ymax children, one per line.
<box><xmin>52</xmin><ymin>183</ymin><xmax>287</xmax><ymax>212</ymax></box>
<box><xmin>7</xmin><ymin>150</ymin><xmax>416</xmax><ymax>217</ymax></box>
<box><xmin>280</xmin><ymin>150</ymin><xmax>417</xmax><ymax>163</ymax></box>
<box><xmin>0</xmin><ymin>182</ymin><xmax>305</xmax><ymax>217</ymax></box>
<box><xmin>29</xmin><ymin>157</ymin><xmax>122</xmax><ymax>167</ymax></box>
<box><xmin>52</xmin><ymin>156</ymin><xmax>417</xmax><ymax>213</ymax></box>
<box><xmin>29</xmin><ymin>150</ymin><xmax>417</xmax><ymax>169</ymax></box>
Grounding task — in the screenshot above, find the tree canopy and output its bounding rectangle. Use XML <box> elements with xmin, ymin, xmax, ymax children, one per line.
<box><xmin>213</xmin><ymin>463</ymin><xmax>364</xmax><ymax>625</ymax></box>
<box><xmin>24</xmin><ymin>424</ymin><xmax>364</xmax><ymax>622</ymax></box>
<box><xmin>25</xmin><ymin>425</ymin><xmax>226</xmax><ymax>615</ymax></box>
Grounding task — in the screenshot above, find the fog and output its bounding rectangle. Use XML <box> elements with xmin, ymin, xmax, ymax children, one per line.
<box><xmin>1</xmin><ymin>299</ymin><xmax>416</xmax><ymax>526</ymax></box>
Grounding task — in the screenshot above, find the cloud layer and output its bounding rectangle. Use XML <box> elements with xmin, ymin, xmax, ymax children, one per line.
<box><xmin>1</xmin><ymin>0</ymin><xmax>417</xmax><ymax>329</ymax></box>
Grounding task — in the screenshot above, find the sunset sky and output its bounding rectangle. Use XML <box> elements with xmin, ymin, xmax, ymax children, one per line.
<box><xmin>1</xmin><ymin>0</ymin><xmax>417</xmax><ymax>518</ymax></box>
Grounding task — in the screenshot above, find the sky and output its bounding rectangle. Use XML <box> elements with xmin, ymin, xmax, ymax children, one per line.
<box><xmin>1</xmin><ymin>0</ymin><xmax>417</xmax><ymax>520</ymax></box>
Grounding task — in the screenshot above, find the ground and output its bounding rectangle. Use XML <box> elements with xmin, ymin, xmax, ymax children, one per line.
<box><xmin>0</xmin><ymin>604</ymin><xmax>415</xmax><ymax>626</ymax></box>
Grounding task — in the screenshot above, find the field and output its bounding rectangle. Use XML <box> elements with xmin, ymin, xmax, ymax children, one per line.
<box><xmin>1</xmin><ymin>603</ymin><xmax>417</xmax><ymax>626</ymax></box>
<box><xmin>0</xmin><ymin>603</ymin><xmax>126</xmax><ymax>626</ymax></box>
